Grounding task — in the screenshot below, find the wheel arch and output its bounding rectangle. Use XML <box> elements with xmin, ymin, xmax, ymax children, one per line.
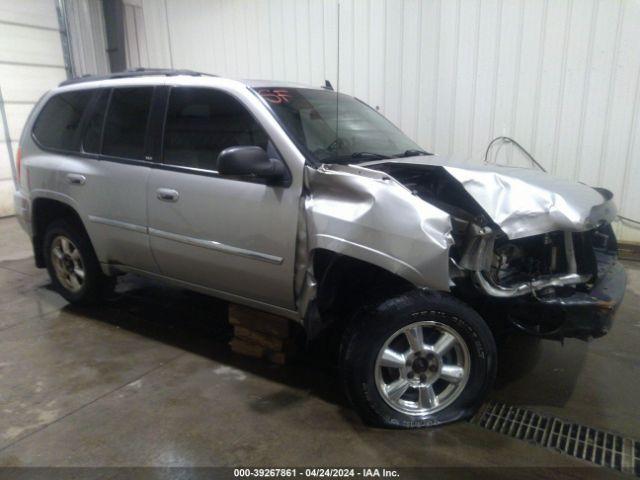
<box><xmin>31</xmin><ymin>195</ymin><xmax>91</xmax><ymax>268</ymax></box>
<box><xmin>305</xmin><ymin>247</ymin><xmax>417</xmax><ymax>340</ymax></box>
<box><xmin>311</xmin><ymin>234</ymin><xmax>429</xmax><ymax>287</ymax></box>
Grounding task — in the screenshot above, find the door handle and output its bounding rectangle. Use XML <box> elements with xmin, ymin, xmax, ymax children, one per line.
<box><xmin>66</xmin><ymin>173</ymin><xmax>86</xmax><ymax>185</ymax></box>
<box><xmin>156</xmin><ymin>188</ymin><xmax>179</xmax><ymax>202</ymax></box>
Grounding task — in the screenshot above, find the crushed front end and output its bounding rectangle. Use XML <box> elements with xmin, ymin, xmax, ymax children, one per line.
<box><xmin>460</xmin><ymin>224</ymin><xmax>626</xmax><ymax>340</ymax></box>
<box><xmin>367</xmin><ymin>158</ymin><xmax>627</xmax><ymax>341</ymax></box>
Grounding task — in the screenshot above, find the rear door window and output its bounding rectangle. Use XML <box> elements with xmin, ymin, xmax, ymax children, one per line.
<box><xmin>102</xmin><ymin>87</ymin><xmax>153</xmax><ymax>160</ymax></box>
<box><xmin>32</xmin><ymin>90</ymin><xmax>94</xmax><ymax>152</ymax></box>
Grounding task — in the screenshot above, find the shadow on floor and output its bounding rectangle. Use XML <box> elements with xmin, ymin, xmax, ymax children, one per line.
<box><xmin>62</xmin><ymin>274</ymin><xmax>349</xmax><ymax>411</ymax></box>
<box><xmin>492</xmin><ymin>332</ymin><xmax>588</xmax><ymax>408</ymax></box>
<box><xmin>61</xmin><ymin>273</ymin><xmax>587</xmax><ymax>414</ymax></box>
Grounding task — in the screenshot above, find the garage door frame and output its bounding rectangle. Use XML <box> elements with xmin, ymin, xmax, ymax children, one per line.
<box><xmin>0</xmin><ymin>0</ymin><xmax>74</xmax><ymax>217</ymax></box>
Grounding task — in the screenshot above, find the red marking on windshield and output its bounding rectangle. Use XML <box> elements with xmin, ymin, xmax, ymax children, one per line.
<box><xmin>259</xmin><ymin>89</ymin><xmax>292</xmax><ymax>104</ymax></box>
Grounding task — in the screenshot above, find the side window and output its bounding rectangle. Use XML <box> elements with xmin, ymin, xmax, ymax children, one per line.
<box><xmin>32</xmin><ymin>90</ymin><xmax>94</xmax><ymax>151</ymax></box>
<box><xmin>82</xmin><ymin>89</ymin><xmax>110</xmax><ymax>154</ymax></box>
<box><xmin>102</xmin><ymin>87</ymin><xmax>153</xmax><ymax>160</ymax></box>
<box><xmin>162</xmin><ymin>87</ymin><xmax>268</xmax><ymax>171</ymax></box>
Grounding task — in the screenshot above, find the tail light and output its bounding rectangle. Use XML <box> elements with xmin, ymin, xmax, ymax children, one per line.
<box><xmin>15</xmin><ymin>146</ymin><xmax>22</xmax><ymax>183</ymax></box>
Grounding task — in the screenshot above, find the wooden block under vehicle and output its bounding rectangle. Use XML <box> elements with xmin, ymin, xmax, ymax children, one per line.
<box><xmin>229</xmin><ymin>338</ymin><xmax>265</xmax><ymax>358</ymax></box>
<box><xmin>228</xmin><ymin>304</ymin><xmax>290</xmax><ymax>338</ymax></box>
<box><xmin>234</xmin><ymin>325</ymin><xmax>286</xmax><ymax>351</ymax></box>
<box><xmin>229</xmin><ymin>337</ymin><xmax>292</xmax><ymax>365</ymax></box>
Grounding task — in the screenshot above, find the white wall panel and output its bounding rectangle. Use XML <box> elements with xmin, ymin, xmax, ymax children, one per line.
<box><xmin>0</xmin><ymin>140</ymin><xmax>16</xmax><ymax>179</ymax></box>
<box><xmin>0</xmin><ymin>0</ymin><xmax>59</xmax><ymax>29</ymax></box>
<box><xmin>0</xmin><ymin>0</ymin><xmax>68</xmax><ymax>217</ymax></box>
<box><xmin>0</xmin><ymin>64</ymin><xmax>66</xmax><ymax>103</ymax></box>
<box><xmin>3</xmin><ymin>103</ymin><xmax>33</xmax><ymax>140</ymax></box>
<box><xmin>140</xmin><ymin>0</ymin><xmax>172</xmax><ymax>68</ymax></box>
<box><xmin>0</xmin><ymin>23</ymin><xmax>64</xmax><ymax>66</ymax></box>
<box><xmin>119</xmin><ymin>0</ymin><xmax>640</xmax><ymax>241</ymax></box>
<box><xmin>66</xmin><ymin>0</ymin><xmax>110</xmax><ymax>76</ymax></box>
<box><xmin>0</xmin><ymin>176</ymin><xmax>16</xmax><ymax>215</ymax></box>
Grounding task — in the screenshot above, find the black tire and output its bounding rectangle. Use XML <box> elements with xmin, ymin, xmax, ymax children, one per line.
<box><xmin>340</xmin><ymin>290</ymin><xmax>496</xmax><ymax>428</ymax></box>
<box><xmin>43</xmin><ymin>219</ymin><xmax>113</xmax><ymax>305</ymax></box>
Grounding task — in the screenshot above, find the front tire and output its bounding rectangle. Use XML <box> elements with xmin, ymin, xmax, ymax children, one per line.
<box><xmin>340</xmin><ymin>290</ymin><xmax>496</xmax><ymax>428</ymax></box>
<box><xmin>44</xmin><ymin>219</ymin><xmax>112</xmax><ymax>305</ymax></box>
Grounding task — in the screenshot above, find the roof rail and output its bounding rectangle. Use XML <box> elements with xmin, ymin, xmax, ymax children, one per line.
<box><xmin>59</xmin><ymin>68</ymin><xmax>217</xmax><ymax>87</ymax></box>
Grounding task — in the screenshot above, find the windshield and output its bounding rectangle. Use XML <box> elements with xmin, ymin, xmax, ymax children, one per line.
<box><xmin>255</xmin><ymin>87</ymin><xmax>426</xmax><ymax>163</ymax></box>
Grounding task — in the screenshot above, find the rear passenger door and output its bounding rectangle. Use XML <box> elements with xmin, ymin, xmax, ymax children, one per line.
<box><xmin>146</xmin><ymin>86</ymin><xmax>300</xmax><ymax>309</ymax></box>
<box><xmin>31</xmin><ymin>86</ymin><xmax>159</xmax><ymax>273</ymax></box>
<box><xmin>78</xmin><ymin>86</ymin><xmax>160</xmax><ymax>273</ymax></box>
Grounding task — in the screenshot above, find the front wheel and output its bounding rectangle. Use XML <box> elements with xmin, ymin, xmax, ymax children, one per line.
<box><xmin>340</xmin><ymin>290</ymin><xmax>496</xmax><ymax>428</ymax></box>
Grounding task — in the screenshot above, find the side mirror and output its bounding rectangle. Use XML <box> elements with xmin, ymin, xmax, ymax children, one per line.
<box><xmin>217</xmin><ymin>146</ymin><xmax>288</xmax><ymax>185</ymax></box>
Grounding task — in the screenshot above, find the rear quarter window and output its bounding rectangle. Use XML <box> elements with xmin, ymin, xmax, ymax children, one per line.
<box><xmin>32</xmin><ymin>90</ymin><xmax>94</xmax><ymax>152</ymax></box>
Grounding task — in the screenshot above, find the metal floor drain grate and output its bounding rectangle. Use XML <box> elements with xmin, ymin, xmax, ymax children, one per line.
<box><xmin>471</xmin><ymin>401</ymin><xmax>640</xmax><ymax>476</ymax></box>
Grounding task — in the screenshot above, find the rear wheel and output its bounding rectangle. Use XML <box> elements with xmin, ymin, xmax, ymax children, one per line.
<box><xmin>341</xmin><ymin>290</ymin><xmax>496</xmax><ymax>428</ymax></box>
<box><xmin>44</xmin><ymin>219</ymin><xmax>113</xmax><ymax>304</ymax></box>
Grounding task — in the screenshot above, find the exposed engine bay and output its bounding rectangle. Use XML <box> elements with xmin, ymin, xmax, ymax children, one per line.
<box><xmin>365</xmin><ymin>161</ymin><xmax>622</xmax><ymax>339</ymax></box>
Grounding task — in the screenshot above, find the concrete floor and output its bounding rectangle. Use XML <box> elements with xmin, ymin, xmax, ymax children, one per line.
<box><xmin>0</xmin><ymin>216</ymin><xmax>638</xmax><ymax>476</ymax></box>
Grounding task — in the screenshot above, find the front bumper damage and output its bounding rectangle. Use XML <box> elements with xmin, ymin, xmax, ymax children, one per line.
<box><xmin>490</xmin><ymin>252</ymin><xmax>626</xmax><ymax>340</ymax></box>
<box><xmin>458</xmin><ymin>222</ymin><xmax>626</xmax><ymax>341</ymax></box>
<box><xmin>360</xmin><ymin>157</ymin><xmax>625</xmax><ymax>341</ymax></box>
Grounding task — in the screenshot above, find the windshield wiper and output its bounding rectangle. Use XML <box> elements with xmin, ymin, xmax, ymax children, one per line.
<box><xmin>394</xmin><ymin>149</ymin><xmax>432</xmax><ymax>158</ymax></box>
<box><xmin>329</xmin><ymin>152</ymin><xmax>389</xmax><ymax>164</ymax></box>
<box><xmin>350</xmin><ymin>152</ymin><xmax>388</xmax><ymax>159</ymax></box>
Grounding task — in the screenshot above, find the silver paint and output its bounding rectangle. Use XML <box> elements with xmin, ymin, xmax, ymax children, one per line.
<box><xmin>363</xmin><ymin>156</ymin><xmax>617</xmax><ymax>240</ymax></box>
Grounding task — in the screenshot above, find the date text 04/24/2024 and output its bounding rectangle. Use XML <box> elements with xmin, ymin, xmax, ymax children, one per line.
<box><xmin>233</xmin><ymin>468</ymin><xmax>400</xmax><ymax>478</ymax></box>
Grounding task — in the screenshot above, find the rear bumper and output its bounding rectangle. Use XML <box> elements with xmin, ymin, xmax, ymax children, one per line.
<box><xmin>505</xmin><ymin>253</ymin><xmax>626</xmax><ymax>340</ymax></box>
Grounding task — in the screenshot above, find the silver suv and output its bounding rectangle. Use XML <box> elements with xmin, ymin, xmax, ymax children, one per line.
<box><xmin>14</xmin><ymin>69</ymin><xmax>626</xmax><ymax>428</ymax></box>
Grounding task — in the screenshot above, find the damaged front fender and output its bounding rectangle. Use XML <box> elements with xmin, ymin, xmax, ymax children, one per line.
<box><xmin>296</xmin><ymin>164</ymin><xmax>454</xmax><ymax>315</ymax></box>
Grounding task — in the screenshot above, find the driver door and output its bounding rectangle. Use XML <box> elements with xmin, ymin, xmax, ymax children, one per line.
<box><xmin>146</xmin><ymin>86</ymin><xmax>300</xmax><ymax>309</ymax></box>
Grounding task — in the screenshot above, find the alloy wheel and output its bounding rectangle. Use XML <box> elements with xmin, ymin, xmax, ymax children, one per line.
<box><xmin>374</xmin><ymin>320</ymin><xmax>471</xmax><ymax>416</ymax></box>
<box><xmin>50</xmin><ymin>235</ymin><xmax>85</xmax><ymax>293</ymax></box>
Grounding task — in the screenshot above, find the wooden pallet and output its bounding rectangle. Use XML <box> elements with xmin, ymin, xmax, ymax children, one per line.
<box><xmin>228</xmin><ymin>304</ymin><xmax>296</xmax><ymax>365</ymax></box>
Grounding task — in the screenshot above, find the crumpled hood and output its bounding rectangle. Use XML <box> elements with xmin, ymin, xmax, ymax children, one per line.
<box><xmin>362</xmin><ymin>156</ymin><xmax>617</xmax><ymax>239</ymax></box>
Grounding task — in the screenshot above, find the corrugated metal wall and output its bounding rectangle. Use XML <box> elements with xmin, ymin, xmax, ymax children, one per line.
<box><xmin>4</xmin><ymin>0</ymin><xmax>640</xmax><ymax>241</ymax></box>
<box><xmin>140</xmin><ymin>0</ymin><xmax>640</xmax><ymax>242</ymax></box>
<box><xmin>66</xmin><ymin>0</ymin><xmax>110</xmax><ymax>77</ymax></box>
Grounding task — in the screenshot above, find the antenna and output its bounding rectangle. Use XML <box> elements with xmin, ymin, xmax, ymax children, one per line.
<box><xmin>335</xmin><ymin>0</ymin><xmax>340</xmax><ymax>163</ymax></box>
